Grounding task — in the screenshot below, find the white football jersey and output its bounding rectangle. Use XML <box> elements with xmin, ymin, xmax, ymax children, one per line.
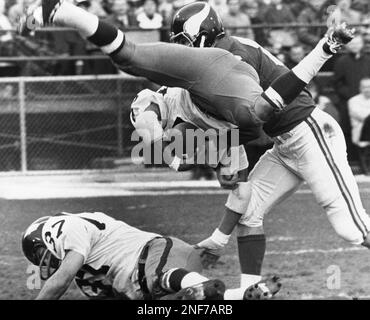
<box><xmin>131</xmin><ymin>87</ymin><xmax>237</xmax><ymax>138</ymax></box>
<box><xmin>41</xmin><ymin>212</ymin><xmax>160</xmax><ymax>299</ymax></box>
<box><xmin>131</xmin><ymin>87</ymin><xmax>248</xmax><ymax>172</ymax></box>
<box><xmin>160</xmin><ymin>87</ymin><xmax>238</xmax><ymax>133</ymax></box>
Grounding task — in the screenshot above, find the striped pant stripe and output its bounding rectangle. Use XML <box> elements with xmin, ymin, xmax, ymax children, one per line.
<box><xmin>306</xmin><ymin>116</ymin><xmax>368</xmax><ymax>239</ymax></box>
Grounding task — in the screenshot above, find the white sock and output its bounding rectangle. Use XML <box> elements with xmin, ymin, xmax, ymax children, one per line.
<box><xmin>292</xmin><ymin>38</ymin><xmax>332</xmax><ymax>84</ymax></box>
<box><xmin>180</xmin><ymin>272</ymin><xmax>208</xmax><ymax>289</ymax></box>
<box><xmin>240</xmin><ymin>274</ymin><xmax>262</xmax><ymax>288</ymax></box>
<box><xmin>52</xmin><ymin>1</ymin><xmax>99</xmax><ymax>37</ymax></box>
<box><xmin>224</xmin><ymin>288</ymin><xmax>246</xmax><ymax>300</ymax></box>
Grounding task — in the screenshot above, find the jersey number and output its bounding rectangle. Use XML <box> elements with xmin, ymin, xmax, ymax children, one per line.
<box><xmin>44</xmin><ymin>216</ymin><xmax>106</xmax><ymax>252</ymax></box>
<box><xmin>44</xmin><ymin>220</ymin><xmax>65</xmax><ymax>252</ymax></box>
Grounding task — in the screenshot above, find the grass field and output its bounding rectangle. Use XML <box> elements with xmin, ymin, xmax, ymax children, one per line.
<box><xmin>2</xmin><ymin>182</ymin><xmax>370</xmax><ymax>300</ymax></box>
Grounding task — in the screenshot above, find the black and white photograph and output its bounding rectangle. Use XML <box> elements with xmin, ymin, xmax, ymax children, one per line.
<box><xmin>1</xmin><ymin>0</ymin><xmax>370</xmax><ymax>315</ymax></box>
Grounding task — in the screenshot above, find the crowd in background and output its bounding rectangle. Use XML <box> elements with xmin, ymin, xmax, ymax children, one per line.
<box><xmin>0</xmin><ymin>0</ymin><xmax>370</xmax><ymax>74</ymax></box>
<box><xmin>1</xmin><ymin>0</ymin><xmax>370</xmax><ymax>173</ymax></box>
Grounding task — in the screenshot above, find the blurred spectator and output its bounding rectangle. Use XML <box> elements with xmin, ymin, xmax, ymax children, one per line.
<box><xmin>333</xmin><ymin>34</ymin><xmax>370</xmax><ymax>158</ymax></box>
<box><xmin>105</xmin><ymin>0</ymin><xmax>137</xmax><ymax>28</ymax></box>
<box><xmin>75</xmin><ymin>0</ymin><xmax>107</xmax><ymax>17</ymax></box>
<box><xmin>297</xmin><ymin>0</ymin><xmax>327</xmax><ymax>48</ymax></box>
<box><xmin>328</xmin><ymin>0</ymin><xmax>362</xmax><ymax>26</ymax></box>
<box><xmin>263</xmin><ymin>0</ymin><xmax>297</xmax><ymax>51</ymax></box>
<box><xmin>243</xmin><ymin>0</ymin><xmax>268</xmax><ymax>45</ymax></box>
<box><xmin>349</xmin><ymin>78</ymin><xmax>370</xmax><ymax>148</ymax></box>
<box><xmin>284</xmin><ymin>0</ymin><xmax>309</xmax><ymax>17</ymax></box>
<box><xmin>352</xmin><ymin>0</ymin><xmax>369</xmax><ymax>12</ymax></box>
<box><xmin>0</xmin><ymin>0</ymin><xmax>12</xmax><ymax>43</ymax></box>
<box><xmin>208</xmin><ymin>0</ymin><xmax>229</xmax><ymax>18</ymax></box>
<box><xmin>136</xmin><ymin>0</ymin><xmax>163</xmax><ymax>29</ymax></box>
<box><xmin>285</xmin><ymin>44</ymin><xmax>305</xmax><ymax>69</ymax></box>
<box><xmin>308</xmin><ymin>80</ymin><xmax>340</xmax><ymax>124</ymax></box>
<box><xmin>129</xmin><ymin>0</ymin><xmax>147</xmax><ymax>12</ymax></box>
<box><xmin>333</xmin><ymin>35</ymin><xmax>370</xmax><ymax>108</ymax></box>
<box><xmin>361</xmin><ymin>5</ymin><xmax>370</xmax><ymax>45</ymax></box>
<box><xmin>263</xmin><ymin>0</ymin><xmax>295</xmax><ymax>24</ymax></box>
<box><xmin>102</xmin><ymin>0</ymin><xmax>115</xmax><ymax>14</ymax></box>
<box><xmin>0</xmin><ymin>0</ymin><xmax>18</xmax><ymax>77</ymax></box>
<box><xmin>52</xmin><ymin>30</ymin><xmax>87</xmax><ymax>75</ymax></box>
<box><xmin>8</xmin><ymin>0</ymin><xmax>35</xmax><ymax>27</ymax></box>
<box><xmin>220</xmin><ymin>0</ymin><xmax>254</xmax><ymax>39</ymax></box>
<box><xmin>173</xmin><ymin>0</ymin><xmax>195</xmax><ymax>12</ymax></box>
<box><xmin>158</xmin><ymin>0</ymin><xmax>174</xmax><ymax>26</ymax></box>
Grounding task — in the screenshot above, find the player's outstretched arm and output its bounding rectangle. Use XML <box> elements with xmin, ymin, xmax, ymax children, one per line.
<box><xmin>36</xmin><ymin>251</ymin><xmax>84</xmax><ymax>300</ymax></box>
<box><xmin>255</xmin><ymin>24</ymin><xmax>355</xmax><ymax>121</ymax></box>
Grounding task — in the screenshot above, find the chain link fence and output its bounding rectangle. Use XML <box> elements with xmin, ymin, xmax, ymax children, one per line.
<box><xmin>0</xmin><ymin>74</ymin><xmax>152</xmax><ymax>172</ymax></box>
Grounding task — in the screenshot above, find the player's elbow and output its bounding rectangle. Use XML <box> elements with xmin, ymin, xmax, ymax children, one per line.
<box><xmin>254</xmin><ymin>96</ymin><xmax>275</xmax><ymax>123</ymax></box>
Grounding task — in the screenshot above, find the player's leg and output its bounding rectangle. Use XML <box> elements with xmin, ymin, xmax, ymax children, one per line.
<box><xmin>300</xmin><ymin>108</ymin><xmax>370</xmax><ymax>245</ymax></box>
<box><xmin>143</xmin><ymin>237</ymin><xmax>281</xmax><ymax>300</ymax></box>
<box><xmin>30</xmin><ymin>0</ymin><xmax>264</xmax><ymax>128</ymax></box>
<box><xmin>259</xmin><ymin>24</ymin><xmax>355</xmax><ymax>116</ymax></box>
<box><xmin>34</xmin><ymin>0</ymin><xmax>342</xmax><ymax>127</ymax></box>
<box><xmin>142</xmin><ymin>237</ymin><xmax>225</xmax><ymax>300</ymax></box>
<box><xmin>30</xmin><ymin>2</ymin><xmax>353</xmax><ymax>129</ymax></box>
<box><xmin>225</xmin><ymin>148</ymin><xmax>303</xmax><ymax>288</ymax></box>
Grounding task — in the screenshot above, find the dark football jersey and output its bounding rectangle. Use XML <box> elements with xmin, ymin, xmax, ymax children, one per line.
<box><xmin>215</xmin><ymin>35</ymin><xmax>316</xmax><ymax>137</ymax></box>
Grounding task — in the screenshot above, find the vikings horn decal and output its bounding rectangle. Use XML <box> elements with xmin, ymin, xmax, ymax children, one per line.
<box><xmin>24</xmin><ymin>216</ymin><xmax>50</xmax><ymax>237</ymax></box>
<box><xmin>183</xmin><ymin>3</ymin><xmax>211</xmax><ymax>37</ymax></box>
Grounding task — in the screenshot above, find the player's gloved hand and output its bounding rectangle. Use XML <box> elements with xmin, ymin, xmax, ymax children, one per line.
<box><xmin>193</xmin><ymin>228</ymin><xmax>231</xmax><ymax>257</ymax></box>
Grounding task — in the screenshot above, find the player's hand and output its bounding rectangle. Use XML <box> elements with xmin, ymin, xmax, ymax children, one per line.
<box><xmin>197</xmin><ymin>249</ymin><xmax>221</xmax><ymax>269</ymax></box>
<box><xmin>217</xmin><ymin>172</ymin><xmax>239</xmax><ymax>190</ymax></box>
<box><xmin>216</xmin><ymin>167</ymin><xmax>248</xmax><ymax>190</ymax></box>
<box><xmin>193</xmin><ymin>228</ymin><xmax>231</xmax><ymax>261</ymax></box>
<box><xmin>194</xmin><ymin>237</ymin><xmax>225</xmax><ymax>256</ymax></box>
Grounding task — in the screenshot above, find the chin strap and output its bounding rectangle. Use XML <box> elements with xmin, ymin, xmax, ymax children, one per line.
<box><xmin>39</xmin><ymin>250</ymin><xmax>60</xmax><ymax>280</ymax></box>
<box><xmin>199</xmin><ymin>35</ymin><xmax>206</xmax><ymax>48</ymax></box>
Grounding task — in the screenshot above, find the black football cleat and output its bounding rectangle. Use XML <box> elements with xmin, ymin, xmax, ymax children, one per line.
<box><xmin>18</xmin><ymin>0</ymin><xmax>62</xmax><ymax>35</ymax></box>
<box><xmin>243</xmin><ymin>275</ymin><xmax>282</xmax><ymax>300</ymax></box>
<box><xmin>42</xmin><ymin>0</ymin><xmax>63</xmax><ymax>25</ymax></box>
<box><xmin>18</xmin><ymin>14</ymin><xmax>33</xmax><ymax>36</ymax></box>
<box><xmin>324</xmin><ymin>22</ymin><xmax>356</xmax><ymax>54</ymax></box>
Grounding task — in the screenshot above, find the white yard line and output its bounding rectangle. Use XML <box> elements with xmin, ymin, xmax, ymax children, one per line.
<box><xmin>2</xmin><ymin>181</ymin><xmax>370</xmax><ymax>200</ymax></box>
<box><xmin>299</xmin><ymin>293</ymin><xmax>370</xmax><ymax>300</ymax></box>
<box><xmin>265</xmin><ymin>246</ymin><xmax>367</xmax><ymax>256</ymax></box>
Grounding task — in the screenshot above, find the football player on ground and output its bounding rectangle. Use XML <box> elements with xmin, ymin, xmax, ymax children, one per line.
<box><xmin>20</xmin><ymin>0</ymin><xmax>356</xmax><ymax>292</ymax></box>
<box><xmin>22</xmin><ymin>212</ymin><xmax>281</xmax><ymax>300</ymax></box>
<box><xmin>168</xmin><ymin>2</ymin><xmax>370</xmax><ymax>290</ymax></box>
